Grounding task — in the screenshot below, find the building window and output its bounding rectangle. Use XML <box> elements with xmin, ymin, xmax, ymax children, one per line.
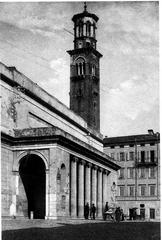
<box><xmin>119</xmin><ymin>186</ymin><xmax>125</xmax><ymax>196</ymax></box>
<box><xmin>93</xmin><ymin>101</ymin><xmax>97</xmax><ymax>111</ymax></box>
<box><xmin>146</xmin><ymin>151</ymin><xmax>149</xmax><ymax>162</ymax></box>
<box><xmin>150</xmin><ymin>208</ymin><xmax>155</xmax><ymax>219</ymax></box>
<box><xmin>76</xmin><ymin>58</ymin><xmax>86</xmax><ymax>76</ymax></box>
<box><xmin>141</xmin><ymin>151</ymin><xmax>145</xmax><ymax>163</ymax></box>
<box><xmin>128</xmin><ymin>185</ymin><xmax>135</xmax><ymax>196</ymax></box>
<box><xmin>129</xmin><ymin>144</ymin><xmax>134</xmax><ymax>147</ymax></box>
<box><xmin>127</xmin><ymin>168</ymin><xmax>134</xmax><ymax>179</ymax></box>
<box><xmin>60</xmin><ymin>164</ymin><xmax>66</xmax><ymax>192</ymax></box>
<box><xmin>111</xmin><ymin>153</ymin><xmax>114</xmax><ymax>158</ymax></box>
<box><xmin>92</xmin><ymin>64</ymin><xmax>96</xmax><ymax>76</ymax></box>
<box><xmin>141</xmin><ymin>144</ymin><xmax>145</xmax><ymax>147</ymax></box>
<box><xmin>120</xmin><ymin>145</ymin><xmax>124</xmax><ymax>148</ymax></box>
<box><xmin>86</xmin><ymin>21</ymin><xmax>91</xmax><ymax>36</ymax></box>
<box><xmin>150</xmin><ymin>150</ymin><xmax>155</xmax><ymax>163</ymax></box>
<box><xmin>150</xmin><ymin>143</ymin><xmax>155</xmax><ymax>146</ymax></box>
<box><xmin>139</xmin><ymin>168</ymin><xmax>146</xmax><ymax>179</ymax></box>
<box><xmin>149</xmin><ymin>185</ymin><xmax>156</xmax><ymax>196</ymax></box>
<box><xmin>149</xmin><ymin>167</ymin><xmax>155</xmax><ymax>178</ymax></box>
<box><xmin>78</xmin><ymin>21</ymin><xmax>83</xmax><ymax>37</ymax></box>
<box><xmin>118</xmin><ymin>168</ymin><xmax>124</xmax><ymax>179</ymax></box>
<box><xmin>129</xmin><ymin>151</ymin><xmax>134</xmax><ymax>161</ymax></box>
<box><xmin>139</xmin><ymin>185</ymin><xmax>146</xmax><ymax>196</ymax></box>
<box><xmin>120</xmin><ymin>152</ymin><xmax>125</xmax><ymax>161</ymax></box>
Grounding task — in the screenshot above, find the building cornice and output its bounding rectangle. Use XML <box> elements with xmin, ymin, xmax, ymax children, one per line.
<box><xmin>103</xmin><ymin>134</ymin><xmax>160</xmax><ymax>147</ymax></box>
<box><xmin>67</xmin><ymin>47</ymin><xmax>103</xmax><ymax>58</ymax></box>
<box><xmin>1</xmin><ymin>128</ymin><xmax>120</xmax><ymax>171</ymax></box>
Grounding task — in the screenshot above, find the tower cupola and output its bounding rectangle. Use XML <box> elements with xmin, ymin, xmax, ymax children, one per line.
<box><xmin>72</xmin><ymin>2</ymin><xmax>98</xmax><ymax>50</ymax></box>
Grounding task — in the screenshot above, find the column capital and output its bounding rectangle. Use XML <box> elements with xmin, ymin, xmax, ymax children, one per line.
<box><xmin>80</xmin><ymin>159</ymin><xmax>86</xmax><ymax>165</ymax></box>
<box><xmin>98</xmin><ymin>167</ymin><xmax>104</xmax><ymax>172</ymax></box>
<box><xmin>104</xmin><ymin>169</ymin><xmax>110</xmax><ymax>175</ymax></box>
<box><xmin>72</xmin><ymin>156</ymin><xmax>79</xmax><ymax>162</ymax></box>
<box><xmin>93</xmin><ymin>165</ymin><xmax>98</xmax><ymax>170</ymax></box>
<box><xmin>87</xmin><ymin>162</ymin><xmax>92</xmax><ymax>168</ymax></box>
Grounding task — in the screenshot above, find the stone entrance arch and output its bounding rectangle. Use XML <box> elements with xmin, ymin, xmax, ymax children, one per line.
<box><xmin>18</xmin><ymin>154</ymin><xmax>46</xmax><ymax>219</ymax></box>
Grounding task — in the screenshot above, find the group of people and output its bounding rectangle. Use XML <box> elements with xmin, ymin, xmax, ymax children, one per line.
<box><xmin>84</xmin><ymin>202</ymin><xmax>125</xmax><ymax>222</ymax></box>
<box><xmin>103</xmin><ymin>202</ymin><xmax>125</xmax><ymax>222</ymax></box>
<box><xmin>84</xmin><ymin>203</ymin><xmax>96</xmax><ymax>220</ymax></box>
<box><xmin>114</xmin><ymin>207</ymin><xmax>124</xmax><ymax>222</ymax></box>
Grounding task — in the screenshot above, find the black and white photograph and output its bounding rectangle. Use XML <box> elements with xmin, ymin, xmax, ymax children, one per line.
<box><xmin>0</xmin><ymin>1</ymin><xmax>160</xmax><ymax>239</ymax></box>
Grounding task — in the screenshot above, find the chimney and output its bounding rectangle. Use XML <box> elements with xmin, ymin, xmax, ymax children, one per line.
<box><xmin>148</xmin><ymin>129</ymin><xmax>154</xmax><ymax>135</ymax></box>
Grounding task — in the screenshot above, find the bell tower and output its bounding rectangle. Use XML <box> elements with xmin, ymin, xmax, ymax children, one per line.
<box><xmin>67</xmin><ymin>3</ymin><xmax>102</xmax><ymax>132</ymax></box>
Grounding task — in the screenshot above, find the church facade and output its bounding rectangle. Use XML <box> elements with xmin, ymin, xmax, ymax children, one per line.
<box><xmin>1</xmin><ymin>5</ymin><xmax>120</xmax><ymax>220</ymax></box>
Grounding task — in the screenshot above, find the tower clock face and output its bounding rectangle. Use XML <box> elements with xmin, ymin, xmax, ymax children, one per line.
<box><xmin>78</xmin><ymin>41</ymin><xmax>83</xmax><ymax>48</ymax></box>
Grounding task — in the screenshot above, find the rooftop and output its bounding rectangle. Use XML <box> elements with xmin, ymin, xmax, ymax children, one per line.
<box><xmin>103</xmin><ymin>131</ymin><xmax>160</xmax><ymax>147</ymax></box>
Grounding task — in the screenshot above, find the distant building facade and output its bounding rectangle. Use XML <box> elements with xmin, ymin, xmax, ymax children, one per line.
<box><xmin>103</xmin><ymin>130</ymin><xmax>160</xmax><ymax>220</ymax></box>
<box><xmin>1</xmin><ymin>4</ymin><xmax>120</xmax><ymax>220</ymax></box>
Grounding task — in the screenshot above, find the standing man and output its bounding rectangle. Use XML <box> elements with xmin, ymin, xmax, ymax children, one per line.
<box><xmin>91</xmin><ymin>203</ymin><xmax>96</xmax><ymax>220</ymax></box>
<box><xmin>115</xmin><ymin>207</ymin><xmax>121</xmax><ymax>223</ymax></box>
<box><xmin>103</xmin><ymin>202</ymin><xmax>109</xmax><ymax>220</ymax></box>
<box><xmin>84</xmin><ymin>202</ymin><xmax>90</xmax><ymax>219</ymax></box>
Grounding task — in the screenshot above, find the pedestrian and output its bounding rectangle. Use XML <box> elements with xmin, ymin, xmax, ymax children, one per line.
<box><xmin>84</xmin><ymin>202</ymin><xmax>89</xmax><ymax>219</ymax></box>
<box><xmin>103</xmin><ymin>202</ymin><xmax>109</xmax><ymax>220</ymax></box>
<box><xmin>120</xmin><ymin>209</ymin><xmax>124</xmax><ymax>221</ymax></box>
<box><xmin>115</xmin><ymin>207</ymin><xmax>121</xmax><ymax>223</ymax></box>
<box><xmin>91</xmin><ymin>203</ymin><xmax>96</xmax><ymax>220</ymax></box>
<box><xmin>133</xmin><ymin>208</ymin><xmax>137</xmax><ymax>220</ymax></box>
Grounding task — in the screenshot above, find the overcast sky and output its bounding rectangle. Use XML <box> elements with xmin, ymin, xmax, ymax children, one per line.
<box><xmin>0</xmin><ymin>1</ymin><xmax>159</xmax><ymax>137</ymax></box>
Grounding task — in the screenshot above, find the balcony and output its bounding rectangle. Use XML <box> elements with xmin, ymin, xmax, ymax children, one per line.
<box><xmin>135</xmin><ymin>160</ymin><xmax>157</xmax><ymax>168</ymax></box>
<box><xmin>116</xmin><ymin>195</ymin><xmax>158</xmax><ymax>201</ymax></box>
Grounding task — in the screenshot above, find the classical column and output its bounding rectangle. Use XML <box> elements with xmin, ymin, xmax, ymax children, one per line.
<box><xmin>97</xmin><ymin>168</ymin><xmax>103</xmax><ymax>218</ymax></box>
<box><xmin>107</xmin><ymin>171</ymin><xmax>111</xmax><ymax>202</ymax></box>
<box><xmin>45</xmin><ymin>170</ymin><xmax>49</xmax><ymax>219</ymax></box>
<box><xmin>92</xmin><ymin>165</ymin><xmax>97</xmax><ymax>206</ymax></box>
<box><xmin>78</xmin><ymin>160</ymin><xmax>85</xmax><ymax>218</ymax></box>
<box><xmin>71</xmin><ymin>156</ymin><xmax>78</xmax><ymax>217</ymax></box>
<box><xmin>85</xmin><ymin>162</ymin><xmax>92</xmax><ymax>205</ymax></box>
<box><xmin>103</xmin><ymin>170</ymin><xmax>108</xmax><ymax>206</ymax></box>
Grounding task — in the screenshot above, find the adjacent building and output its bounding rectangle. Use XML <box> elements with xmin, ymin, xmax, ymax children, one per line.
<box><xmin>103</xmin><ymin>130</ymin><xmax>160</xmax><ymax>220</ymax></box>
<box><xmin>1</xmin><ymin>4</ymin><xmax>120</xmax><ymax>220</ymax></box>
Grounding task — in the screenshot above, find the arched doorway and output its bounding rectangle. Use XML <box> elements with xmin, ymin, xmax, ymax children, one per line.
<box><xmin>19</xmin><ymin>154</ymin><xmax>46</xmax><ymax>219</ymax></box>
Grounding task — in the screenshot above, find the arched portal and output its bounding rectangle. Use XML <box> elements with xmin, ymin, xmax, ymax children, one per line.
<box><xmin>19</xmin><ymin>154</ymin><xmax>46</xmax><ymax>219</ymax></box>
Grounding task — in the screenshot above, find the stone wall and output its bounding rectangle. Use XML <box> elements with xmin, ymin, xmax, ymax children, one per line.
<box><xmin>1</xmin><ymin>146</ymin><xmax>14</xmax><ymax>217</ymax></box>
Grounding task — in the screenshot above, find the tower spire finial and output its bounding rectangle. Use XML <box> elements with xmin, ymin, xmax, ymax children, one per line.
<box><xmin>84</xmin><ymin>2</ymin><xmax>87</xmax><ymax>12</ymax></box>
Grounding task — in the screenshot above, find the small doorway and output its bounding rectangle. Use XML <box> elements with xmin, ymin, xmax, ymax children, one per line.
<box><xmin>19</xmin><ymin>154</ymin><xmax>46</xmax><ymax>219</ymax></box>
<box><xmin>140</xmin><ymin>208</ymin><xmax>145</xmax><ymax>220</ymax></box>
<box><xmin>150</xmin><ymin>208</ymin><xmax>155</xmax><ymax>219</ymax></box>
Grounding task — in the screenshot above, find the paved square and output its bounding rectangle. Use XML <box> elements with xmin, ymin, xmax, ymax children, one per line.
<box><xmin>2</xmin><ymin>220</ymin><xmax>160</xmax><ymax>240</ymax></box>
